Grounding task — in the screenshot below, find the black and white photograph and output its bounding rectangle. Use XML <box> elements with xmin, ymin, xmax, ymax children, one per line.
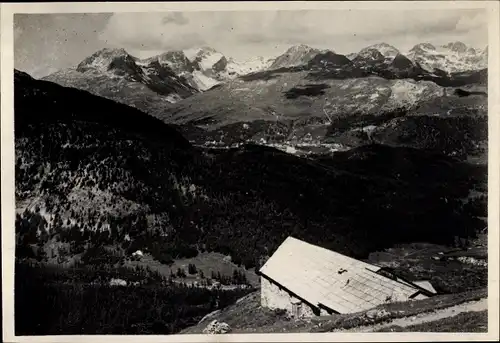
<box><xmin>1</xmin><ymin>1</ymin><xmax>499</xmax><ymax>341</ymax></box>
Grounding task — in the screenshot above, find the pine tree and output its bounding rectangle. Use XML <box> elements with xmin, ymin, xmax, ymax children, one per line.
<box><xmin>188</xmin><ymin>263</ymin><xmax>197</xmax><ymax>275</ymax></box>
<box><xmin>176</xmin><ymin>268</ymin><xmax>186</xmax><ymax>278</ymax></box>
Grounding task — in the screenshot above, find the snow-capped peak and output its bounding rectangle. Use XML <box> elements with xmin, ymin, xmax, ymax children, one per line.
<box><xmin>77</xmin><ymin>48</ymin><xmax>135</xmax><ymax>73</ymax></box>
<box><xmin>270</xmin><ymin>44</ymin><xmax>323</xmax><ymax>69</ymax></box>
<box><xmin>139</xmin><ymin>50</ymin><xmax>196</xmax><ymax>76</ymax></box>
<box><xmin>187</xmin><ymin>47</ymin><xmax>226</xmax><ymax>71</ymax></box>
<box><xmin>348</xmin><ymin>43</ymin><xmax>399</xmax><ymax>61</ymax></box>
<box><xmin>360</xmin><ymin>43</ymin><xmax>400</xmax><ymax>58</ymax></box>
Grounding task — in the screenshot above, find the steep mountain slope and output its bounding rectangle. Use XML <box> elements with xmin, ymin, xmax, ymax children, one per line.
<box><xmin>140</xmin><ymin>49</ymin><xmax>224</xmax><ymax>91</ymax></box>
<box><xmin>148</xmin><ymin>50</ymin><xmax>195</xmax><ymax>76</ymax></box>
<box><xmin>15</xmin><ymin>69</ymin><xmax>204</xmax><ymax>261</ymax></box>
<box><xmin>187</xmin><ymin>47</ymin><xmax>228</xmax><ymax>73</ymax></box>
<box><xmin>15</xmin><ymin>69</ymin><xmax>486</xmax><ymax>269</ymax></box>
<box><xmin>352</xmin><ymin>49</ymin><xmax>386</xmax><ymax>65</ymax></box>
<box><xmin>390</xmin><ymin>53</ymin><xmax>417</xmax><ymax>71</ymax></box>
<box><xmin>182</xmin><ymin>47</ymin><xmax>230</xmax><ymax>90</ymax></box>
<box><xmin>42</xmin><ymin>48</ymin><xmax>198</xmax><ymax>113</ymax></box>
<box><xmin>140</xmin><ymin>50</ymin><xmax>199</xmax><ymax>89</ymax></box>
<box><xmin>307</xmin><ymin>51</ymin><xmax>353</xmax><ymax>69</ymax></box>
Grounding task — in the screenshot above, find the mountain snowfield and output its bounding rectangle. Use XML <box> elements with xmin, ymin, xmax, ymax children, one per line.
<box><xmin>183</xmin><ymin>47</ymin><xmax>274</xmax><ymax>90</ymax></box>
<box><xmin>226</xmin><ymin>56</ymin><xmax>274</xmax><ymax>77</ymax></box>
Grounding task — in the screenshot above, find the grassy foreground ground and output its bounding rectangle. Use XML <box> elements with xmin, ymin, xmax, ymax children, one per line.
<box><xmin>181</xmin><ymin>287</ymin><xmax>487</xmax><ymax>333</ymax></box>
<box><xmin>376</xmin><ymin>310</ymin><xmax>488</xmax><ymax>332</ymax></box>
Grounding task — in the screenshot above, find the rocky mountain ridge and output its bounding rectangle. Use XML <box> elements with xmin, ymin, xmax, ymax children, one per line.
<box><xmin>43</xmin><ymin>40</ymin><xmax>488</xmax><ymax>91</ymax></box>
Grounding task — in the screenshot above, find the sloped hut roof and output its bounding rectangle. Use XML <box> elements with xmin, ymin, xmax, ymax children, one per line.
<box><xmin>259</xmin><ymin>236</ymin><xmax>422</xmax><ymax>314</ymax></box>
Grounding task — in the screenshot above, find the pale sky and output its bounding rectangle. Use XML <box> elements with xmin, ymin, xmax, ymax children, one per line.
<box><xmin>14</xmin><ymin>9</ymin><xmax>488</xmax><ymax>78</ymax></box>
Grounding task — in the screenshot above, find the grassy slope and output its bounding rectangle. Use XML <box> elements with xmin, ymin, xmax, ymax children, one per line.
<box><xmin>181</xmin><ymin>288</ymin><xmax>487</xmax><ymax>334</ymax></box>
<box><xmin>376</xmin><ymin>310</ymin><xmax>488</xmax><ymax>332</ymax></box>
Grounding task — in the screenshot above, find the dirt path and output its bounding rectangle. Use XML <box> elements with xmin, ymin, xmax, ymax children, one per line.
<box><xmin>339</xmin><ymin>298</ymin><xmax>488</xmax><ymax>333</ymax></box>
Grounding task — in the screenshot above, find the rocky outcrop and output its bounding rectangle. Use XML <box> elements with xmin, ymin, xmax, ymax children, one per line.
<box><xmin>109</xmin><ymin>278</ymin><xmax>127</xmax><ymax>287</ymax></box>
<box><xmin>202</xmin><ymin>320</ymin><xmax>232</xmax><ymax>334</ymax></box>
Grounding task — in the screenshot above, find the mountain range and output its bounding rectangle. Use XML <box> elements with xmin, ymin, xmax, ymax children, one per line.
<box><xmin>41</xmin><ymin>41</ymin><xmax>487</xmax><ymax>159</ymax></box>
<box><xmin>43</xmin><ymin>40</ymin><xmax>487</xmax><ymax>99</ymax></box>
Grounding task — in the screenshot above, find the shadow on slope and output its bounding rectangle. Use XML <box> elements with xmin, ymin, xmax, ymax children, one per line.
<box><xmin>15</xmin><ymin>70</ymin><xmax>192</xmax><ymax>150</ymax></box>
<box><xmin>284</xmin><ymin>84</ymin><xmax>330</xmax><ymax>99</ymax></box>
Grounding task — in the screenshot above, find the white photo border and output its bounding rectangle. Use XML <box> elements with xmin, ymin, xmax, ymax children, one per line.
<box><xmin>1</xmin><ymin>2</ymin><xmax>499</xmax><ymax>342</ymax></box>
